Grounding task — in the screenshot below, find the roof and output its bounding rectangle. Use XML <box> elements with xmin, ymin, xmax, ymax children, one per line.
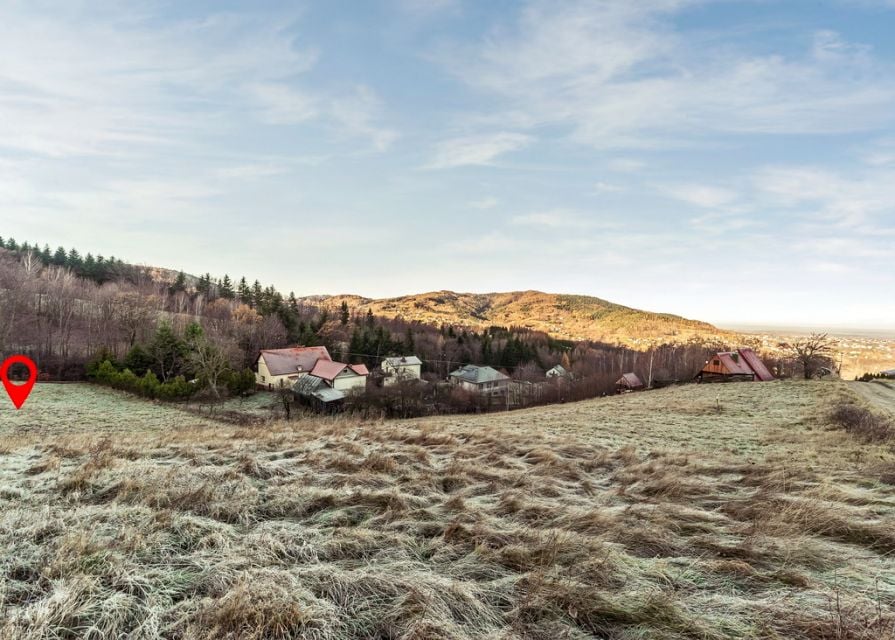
<box><xmin>311</xmin><ymin>387</ymin><xmax>346</xmax><ymax>403</ymax></box>
<box><xmin>737</xmin><ymin>348</ymin><xmax>774</xmax><ymax>381</ymax></box>
<box><xmin>547</xmin><ymin>364</ymin><xmax>568</xmax><ymax>375</ymax></box>
<box><xmin>258</xmin><ymin>347</ymin><xmax>331</xmax><ymax>376</ymax></box>
<box><xmin>309</xmin><ymin>360</ymin><xmax>370</xmax><ymax>382</ymax></box>
<box><xmin>293</xmin><ymin>375</ymin><xmax>324</xmax><ymax>396</ymax></box>
<box><xmin>616</xmin><ymin>372</ymin><xmax>644</xmax><ymax>388</ymax></box>
<box><xmin>383</xmin><ymin>356</ymin><xmax>422</xmax><ymax>367</ymax></box>
<box><xmin>449</xmin><ymin>364</ymin><xmax>510</xmax><ymax>384</ymax></box>
<box><xmin>715</xmin><ymin>352</ymin><xmax>755</xmax><ymax>376</ymax></box>
<box><xmin>703</xmin><ymin>349</ymin><xmax>774</xmax><ymax>379</ymax></box>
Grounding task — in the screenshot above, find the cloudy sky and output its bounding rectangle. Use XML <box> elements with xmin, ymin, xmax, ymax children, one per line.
<box><xmin>2</xmin><ymin>0</ymin><xmax>894</xmax><ymax>329</ymax></box>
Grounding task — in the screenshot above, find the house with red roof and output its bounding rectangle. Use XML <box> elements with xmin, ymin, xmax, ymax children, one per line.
<box><xmin>254</xmin><ymin>346</ymin><xmax>332</xmax><ymax>390</ymax></box>
<box><xmin>308</xmin><ymin>359</ymin><xmax>370</xmax><ymax>393</ymax></box>
<box><xmin>697</xmin><ymin>348</ymin><xmax>774</xmax><ymax>382</ymax></box>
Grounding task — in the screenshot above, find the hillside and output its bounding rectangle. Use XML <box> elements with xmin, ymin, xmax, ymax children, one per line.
<box><xmin>2</xmin><ymin>381</ymin><xmax>893</xmax><ymax>638</ymax></box>
<box><xmin>312</xmin><ymin>290</ymin><xmax>729</xmax><ymax>345</ymax></box>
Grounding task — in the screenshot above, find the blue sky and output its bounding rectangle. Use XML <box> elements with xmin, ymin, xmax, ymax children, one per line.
<box><xmin>2</xmin><ymin>0</ymin><xmax>894</xmax><ymax>329</ymax></box>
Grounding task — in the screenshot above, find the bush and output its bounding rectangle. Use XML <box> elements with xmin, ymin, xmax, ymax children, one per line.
<box><xmin>89</xmin><ymin>360</ymin><xmax>194</xmax><ymax>402</ymax></box>
<box><xmin>832</xmin><ymin>404</ymin><xmax>893</xmax><ymax>443</ymax></box>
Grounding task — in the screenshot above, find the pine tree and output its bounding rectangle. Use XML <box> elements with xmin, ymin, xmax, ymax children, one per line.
<box><xmin>40</xmin><ymin>245</ymin><xmax>52</xmax><ymax>264</ymax></box>
<box><xmin>6</xmin><ymin>238</ymin><xmax>18</xmax><ymax>250</ymax></box>
<box><xmin>251</xmin><ymin>280</ymin><xmax>263</xmax><ymax>308</ymax></box>
<box><xmin>67</xmin><ymin>248</ymin><xmax>82</xmax><ymax>269</ymax></box>
<box><xmin>365</xmin><ymin>309</ymin><xmax>375</xmax><ymax>328</ymax></box>
<box><xmin>220</xmin><ymin>275</ymin><xmax>235</xmax><ymax>299</ymax></box>
<box><xmin>340</xmin><ymin>301</ymin><xmax>350</xmax><ymax>326</ymax></box>
<box><xmin>169</xmin><ymin>271</ymin><xmax>187</xmax><ymax>295</ymax></box>
<box><xmin>237</xmin><ymin>277</ymin><xmax>250</xmax><ymax>303</ymax></box>
<box><xmin>52</xmin><ymin>247</ymin><xmax>67</xmax><ymax>266</ymax></box>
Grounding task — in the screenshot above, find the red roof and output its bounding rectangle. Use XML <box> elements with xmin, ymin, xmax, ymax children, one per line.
<box><xmin>310</xmin><ymin>360</ymin><xmax>369</xmax><ymax>382</ymax></box>
<box><xmin>737</xmin><ymin>348</ymin><xmax>774</xmax><ymax>381</ymax></box>
<box><xmin>717</xmin><ymin>352</ymin><xmax>755</xmax><ymax>376</ymax></box>
<box><xmin>257</xmin><ymin>347</ymin><xmax>331</xmax><ymax>376</ymax></box>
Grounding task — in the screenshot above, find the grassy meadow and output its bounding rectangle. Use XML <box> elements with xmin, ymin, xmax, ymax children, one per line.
<box><xmin>1</xmin><ymin>381</ymin><xmax>894</xmax><ymax>639</ymax></box>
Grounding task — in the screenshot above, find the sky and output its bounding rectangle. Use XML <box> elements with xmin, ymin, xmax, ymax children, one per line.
<box><xmin>1</xmin><ymin>0</ymin><xmax>894</xmax><ymax>329</ymax></box>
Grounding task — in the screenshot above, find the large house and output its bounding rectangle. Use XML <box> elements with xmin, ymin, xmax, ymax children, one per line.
<box><xmin>255</xmin><ymin>347</ymin><xmax>332</xmax><ymax>390</ymax></box>
<box><xmin>697</xmin><ymin>348</ymin><xmax>774</xmax><ymax>382</ymax></box>
<box><xmin>449</xmin><ymin>364</ymin><xmax>510</xmax><ymax>395</ymax></box>
<box><xmin>381</xmin><ymin>356</ymin><xmax>422</xmax><ymax>385</ymax></box>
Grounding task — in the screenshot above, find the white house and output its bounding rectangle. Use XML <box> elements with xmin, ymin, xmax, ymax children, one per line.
<box><xmin>381</xmin><ymin>356</ymin><xmax>422</xmax><ymax>385</ymax></box>
<box><xmin>449</xmin><ymin>364</ymin><xmax>510</xmax><ymax>395</ymax></box>
<box><xmin>308</xmin><ymin>360</ymin><xmax>370</xmax><ymax>393</ymax></box>
<box><xmin>255</xmin><ymin>347</ymin><xmax>332</xmax><ymax>390</ymax></box>
<box><xmin>546</xmin><ymin>364</ymin><xmax>569</xmax><ymax>378</ymax></box>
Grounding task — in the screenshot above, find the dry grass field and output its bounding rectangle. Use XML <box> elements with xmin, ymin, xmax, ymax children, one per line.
<box><xmin>1</xmin><ymin>381</ymin><xmax>894</xmax><ymax>639</ymax></box>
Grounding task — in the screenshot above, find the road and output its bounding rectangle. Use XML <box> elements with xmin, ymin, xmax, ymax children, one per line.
<box><xmin>849</xmin><ymin>379</ymin><xmax>895</xmax><ymax>417</ymax></box>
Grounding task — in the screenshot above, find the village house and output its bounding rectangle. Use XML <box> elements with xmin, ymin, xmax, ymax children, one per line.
<box><xmin>697</xmin><ymin>348</ymin><xmax>774</xmax><ymax>382</ymax></box>
<box><xmin>308</xmin><ymin>360</ymin><xmax>370</xmax><ymax>393</ymax></box>
<box><xmin>381</xmin><ymin>356</ymin><xmax>423</xmax><ymax>385</ymax></box>
<box><xmin>449</xmin><ymin>364</ymin><xmax>511</xmax><ymax>395</ymax></box>
<box><xmin>546</xmin><ymin>364</ymin><xmax>570</xmax><ymax>378</ymax></box>
<box><xmin>616</xmin><ymin>372</ymin><xmax>645</xmax><ymax>393</ymax></box>
<box><xmin>254</xmin><ymin>346</ymin><xmax>332</xmax><ymax>390</ymax></box>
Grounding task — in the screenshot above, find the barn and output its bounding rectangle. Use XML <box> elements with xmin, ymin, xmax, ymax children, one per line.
<box><xmin>697</xmin><ymin>348</ymin><xmax>774</xmax><ymax>382</ymax></box>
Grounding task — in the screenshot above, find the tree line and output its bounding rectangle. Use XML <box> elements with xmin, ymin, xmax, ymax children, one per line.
<box><xmin>1</xmin><ymin>236</ymin><xmax>757</xmax><ymax>403</ymax></box>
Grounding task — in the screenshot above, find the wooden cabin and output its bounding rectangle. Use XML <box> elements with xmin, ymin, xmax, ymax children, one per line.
<box><xmin>697</xmin><ymin>348</ymin><xmax>774</xmax><ymax>382</ymax></box>
<box><xmin>616</xmin><ymin>372</ymin><xmax>644</xmax><ymax>393</ymax></box>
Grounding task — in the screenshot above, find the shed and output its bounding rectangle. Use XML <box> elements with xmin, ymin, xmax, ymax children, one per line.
<box><xmin>616</xmin><ymin>373</ymin><xmax>644</xmax><ymax>393</ymax></box>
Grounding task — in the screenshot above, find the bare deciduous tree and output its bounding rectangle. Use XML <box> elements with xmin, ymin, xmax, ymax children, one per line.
<box><xmin>784</xmin><ymin>333</ymin><xmax>836</xmax><ymax>380</ymax></box>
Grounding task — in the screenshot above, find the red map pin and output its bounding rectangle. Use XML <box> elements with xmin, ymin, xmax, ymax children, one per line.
<box><xmin>1</xmin><ymin>355</ymin><xmax>38</xmax><ymax>410</ymax></box>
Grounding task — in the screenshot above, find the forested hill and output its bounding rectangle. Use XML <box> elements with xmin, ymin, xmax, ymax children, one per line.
<box><xmin>308</xmin><ymin>290</ymin><xmax>728</xmax><ymax>346</ymax></box>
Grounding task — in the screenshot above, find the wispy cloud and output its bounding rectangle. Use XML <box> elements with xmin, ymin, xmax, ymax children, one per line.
<box><xmin>663</xmin><ymin>184</ymin><xmax>738</xmax><ymax>208</ymax></box>
<box><xmin>436</xmin><ymin>2</ymin><xmax>895</xmax><ymax>148</ymax></box>
<box><xmin>425</xmin><ymin>132</ymin><xmax>531</xmax><ymax>169</ymax></box>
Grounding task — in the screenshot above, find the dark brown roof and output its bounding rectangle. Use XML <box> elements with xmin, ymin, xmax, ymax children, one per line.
<box><xmin>258</xmin><ymin>347</ymin><xmax>331</xmax><ymax>376</ymax></box>
<box><xmin>616</xmin><ymin>372</ymin><xmax>644</xmax><ymax>388</ymax></box>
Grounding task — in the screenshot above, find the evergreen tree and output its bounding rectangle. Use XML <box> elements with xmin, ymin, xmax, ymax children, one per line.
<box><xmin>251</xmin><ymin>280</ymin><xmax>263</xmax><ymax>308</ymax></box>
<box><xmin>365</xmin><ymin>309</ymin><xmax>375</xmax><ymax>328</ymax></box>
<box><xmin>149</xmin><ymin>322</ymin><xmax>187</xmax><ymax>382</ymax></box>
<box><xmin>40</xmin><ymin>244</ymin><xmax>52</xmax><ymax>264</ymax></box>
<box><xmin>220</xmin><ymin>275</ymin><xmax>235</xmax><ymax>299</ymax></box>
<box><xmin>169</xmin><ymin>271</ymin><xmax>187</xmax><ymax>295</ymax></box>
<box><xmin>67</xmin><ymin>248</ymin><xmax>82</xmax><ymax>269</ymax></box>
<box><xmin>6</xmin><ymin>238</ymin><xmax>18</xmax><ymax>250</ymax></box>
<box><xmin>340</xmin><ymin>301</ymin><xmax>350</xmax><ymax>326</ymax></box>
<box><xmin>237</xmin><ymin>277</ymin><xmax>250</xmax><ymax>303</ymax></box>
<box><xmin>52</xmin><ymin>246</ymin><xmax>67</xmax><ymax>265</ymax></box>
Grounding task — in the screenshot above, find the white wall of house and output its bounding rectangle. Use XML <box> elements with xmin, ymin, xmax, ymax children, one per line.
<box><xmin>455</xmin><ymin>378</ymin><xmax>508</xmax><ymax>395</ymax></box>
<box><xmin>332</xmin><ymin>371</ymin><xmax>368</xmax><ymax>392</ymax></box>
<box><xmin>383</xmin><ymin>363</ymin><xmax>421</xmax><ymax>386</ymax></box>
<box><xmin>256</xmin><ymin>356</ymin><xmax>306</xmax><ymax>390</ymax></box>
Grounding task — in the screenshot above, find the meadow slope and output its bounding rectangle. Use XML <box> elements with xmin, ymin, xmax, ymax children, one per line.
<box><xmin>1</xmin><ymin>381</ymin><xmax>894</xmax><ymax>639</ymax></box>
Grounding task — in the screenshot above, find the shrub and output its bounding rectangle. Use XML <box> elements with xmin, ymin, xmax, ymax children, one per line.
<box><xmin>832</xmin><ymin>404</ymin><xmax>893</xmax><ymax>443</ymax></box>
